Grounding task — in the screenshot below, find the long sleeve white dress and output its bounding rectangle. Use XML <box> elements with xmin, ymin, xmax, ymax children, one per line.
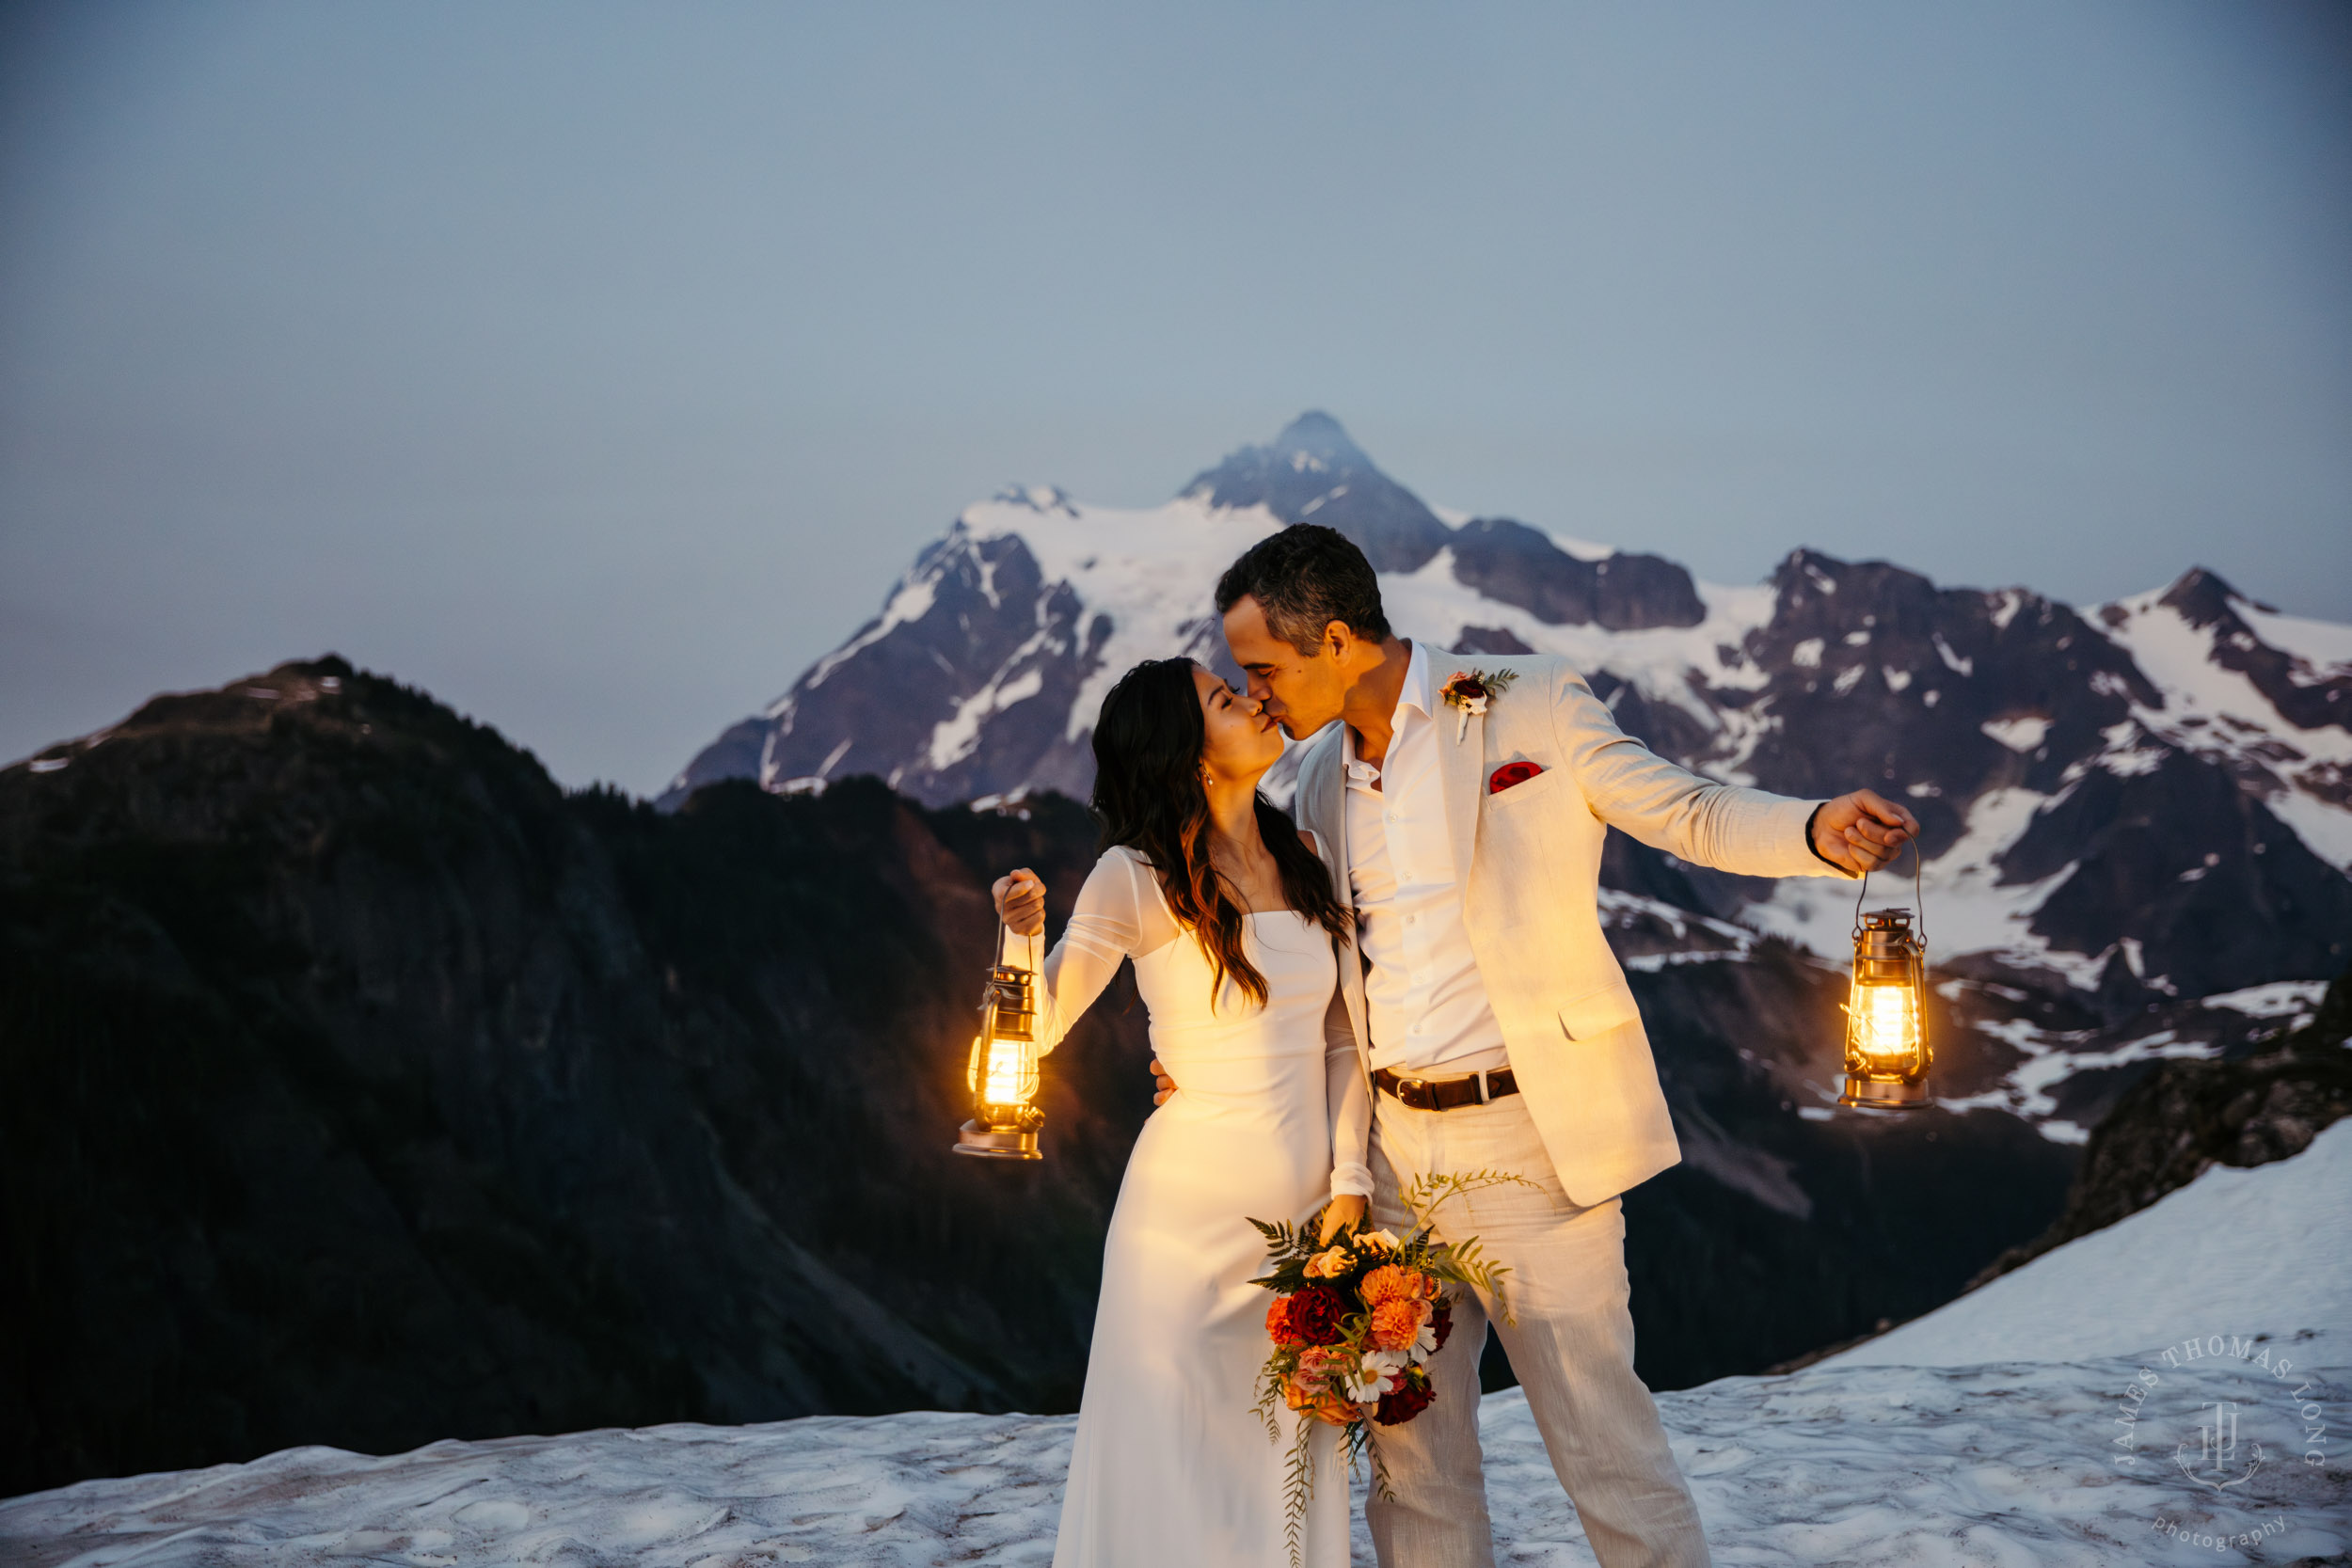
<box><xmin>1025</xmin><ymin>842</ymin><xmax>1372</xmax><ymax>1568</ymax></box>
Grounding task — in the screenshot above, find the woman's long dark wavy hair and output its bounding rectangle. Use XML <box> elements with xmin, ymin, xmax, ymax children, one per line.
<box><xmin>1090</xmin><ymin>658</ymin><xmax>1351</xmax><ymax>1009</ymax></box>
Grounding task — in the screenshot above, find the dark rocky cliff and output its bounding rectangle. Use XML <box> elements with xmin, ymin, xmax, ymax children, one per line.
<box><xmin>1966</xmin><ymin>961</ymin><xmax>2352</xmax><ymax>1289</ymax></box>
<box><xmin>3</xmin><ymin>660</ymin><xmax>2074</xmax><ymax>1497</ymax></box>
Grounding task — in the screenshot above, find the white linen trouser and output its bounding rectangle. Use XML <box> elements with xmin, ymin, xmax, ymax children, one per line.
<box><xmin>1363</xmin><ymin>1063</ymin><xmax>1711</xmax><ymax>1568</ymax></box>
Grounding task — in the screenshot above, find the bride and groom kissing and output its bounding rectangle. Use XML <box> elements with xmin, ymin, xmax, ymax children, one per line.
<box><xmin>989</xmin><ymin>524</ymin><xmax>1918</xmax><ymax>1568</ymax></box>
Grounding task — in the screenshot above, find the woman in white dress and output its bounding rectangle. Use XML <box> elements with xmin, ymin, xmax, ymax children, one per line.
<box><xmin>991</xmin><ymin>656</ymin><xmax>1373</xmax><ymax>1568</ymax></box>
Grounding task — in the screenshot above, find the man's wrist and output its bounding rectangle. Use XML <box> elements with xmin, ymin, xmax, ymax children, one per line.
<box><xmin>1803</xmin><ymin>802</ymin><xmax>1846</xmax><ymax>874</ymax></box>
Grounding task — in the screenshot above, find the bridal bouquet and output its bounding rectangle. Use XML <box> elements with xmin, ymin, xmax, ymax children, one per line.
<box><xmin>1248</xmin><ymin>1171</ymin><xmax>1531</xmax><ymax>1563</ymax></box>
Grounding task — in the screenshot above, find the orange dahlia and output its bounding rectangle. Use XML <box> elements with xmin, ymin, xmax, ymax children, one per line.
<box><xmin>1361</xmin><ymin>1263</ymin><xmax>1433</xmax><ymax>1307</ymax></box>
<box><xmin>1368</xmin><ymin>1297</ymin><xmax>1431</xmax><ymax>1351</ymax></box>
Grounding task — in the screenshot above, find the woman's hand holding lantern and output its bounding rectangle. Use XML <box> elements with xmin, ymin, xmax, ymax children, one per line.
<box><xmin>993</xmin><ymin>868</ymin><xmax>1046</xmax><ymax>936</ymax></box>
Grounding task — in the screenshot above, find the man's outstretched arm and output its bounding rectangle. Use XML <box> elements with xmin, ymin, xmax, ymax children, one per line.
<box><xmin>1549</xmin><ymin>666</ymin><xmax>1918</xmax><ymax>878</ymax></box>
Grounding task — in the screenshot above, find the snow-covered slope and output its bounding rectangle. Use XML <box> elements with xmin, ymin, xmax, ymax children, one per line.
<box><xmin>12</xmin><ymin>1130</ymin><xmax>2347</xmax><ymax>1565</ymax></box>
<box><xmin>663</xmin><ymin>412</ymin><xmax>2352</xmax><ymax>1140</ymax></box>
<box><xmin>1835</xmin><ymin>1118</ymin><xmax>2352</xmax><ymax>1366</ymax></box>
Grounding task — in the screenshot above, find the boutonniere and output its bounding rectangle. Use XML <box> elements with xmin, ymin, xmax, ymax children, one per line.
<box><xmin>1438</xmin><ymin>668</ymin><xmax>1518</xmax><ymax>741</ymax></box>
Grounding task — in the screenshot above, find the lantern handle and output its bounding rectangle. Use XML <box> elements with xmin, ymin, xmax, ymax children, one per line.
<box><xmin>992</xmin><ymin>906</ymin><xmax>1041</xmax><ymax>972</ymax></box>
<box><xmin>1851</xmin><ymin>836</ymin><xmax>1928</xmax><ymax>946</ymax></box>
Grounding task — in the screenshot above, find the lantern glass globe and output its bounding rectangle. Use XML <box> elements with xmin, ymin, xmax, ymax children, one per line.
<box><xmin>1851</xmin><ymin>981</ymin><xmax>1921</xmax><ymax>1061</ymax></box>
<box><xmin>1837</xmin><ymin>898</ymin><xmax>1932</xmax><ymax>1111</ymax></box>
<box><xmin>955</xmin><ymin>948</ymin><xmax>1046</xmax><ymax>1161</ymax></box>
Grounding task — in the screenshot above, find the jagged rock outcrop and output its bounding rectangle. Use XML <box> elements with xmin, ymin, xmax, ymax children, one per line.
<box><xmin>2152</xmin><ymin>567</ymin><xmax>2352</xmax><ymax>735</ymax></box>
<box><xmin>1965</xmin><ymin>961</ymin><xmax>2352</xmax><ymax>1291</ymax></box>
<box><xmin>1730</xmin><ymin>549</ymin><xmax>2161</xmax><ymax>847</ymax></box>
<box><xmin>1446</xmin><ymin>517</ymin><xmax>1706</xmax><ymax>630</ymax></box>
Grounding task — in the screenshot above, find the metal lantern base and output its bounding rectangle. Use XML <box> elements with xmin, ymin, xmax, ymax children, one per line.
<box><xmin>1838</xmin><ymin>1074</ymin><xmax>1931</xmax><ymax>1110</ymax></box>
<box><xmin>954</xmin><ymin>1120</ymin><xmax>1042</xmax><ymax>1160</ymax></box>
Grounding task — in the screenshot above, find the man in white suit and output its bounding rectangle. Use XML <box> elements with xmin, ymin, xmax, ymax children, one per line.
<box><xmin>1187</xmin><ymin>525</ymin><xmax>1917</xmax><ymax>1568</ymax></box>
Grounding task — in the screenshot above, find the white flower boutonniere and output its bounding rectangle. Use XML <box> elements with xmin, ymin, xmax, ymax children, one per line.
<box><xmin>1438</xmin><ymin>667</ymin><xmax>1518</xmax><ymax>741</ymax></box>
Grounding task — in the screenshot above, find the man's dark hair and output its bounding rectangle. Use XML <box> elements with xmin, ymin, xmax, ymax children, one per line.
<box><xmin>1214</xmin><ymin>524</ymin><xmax>1392</xmax><ymax>655</ymax></box>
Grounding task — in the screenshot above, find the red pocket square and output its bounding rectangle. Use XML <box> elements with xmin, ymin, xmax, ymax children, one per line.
<box><xmin>1489</xmin><ymin>760</ymin><xmax>1543</xmax><ymax>793</ymax></box>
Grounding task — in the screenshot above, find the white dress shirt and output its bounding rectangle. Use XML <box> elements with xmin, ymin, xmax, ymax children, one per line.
<box><xmin>1343</xmin><ymin>641</ymin><xmax>1512</xmax><ymax>1079</ymax></box>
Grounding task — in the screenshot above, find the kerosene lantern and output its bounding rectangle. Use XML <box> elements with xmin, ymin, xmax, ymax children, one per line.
<box><xmin>953</xmin><ymin>928</ymin><xmax>1045</xmax><ymax>1160</ymax></box>
<box><xmin>1837</xmin><ymin>849</ymin><xmax>1933</xmax><ymax>1110</ymax></box>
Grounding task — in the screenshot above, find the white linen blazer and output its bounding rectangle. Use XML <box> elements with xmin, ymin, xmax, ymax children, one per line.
<box><xmin>1293</xmin><ymin>651</ymin><xmax>1836</xmax><ymax>1207</ymax></box>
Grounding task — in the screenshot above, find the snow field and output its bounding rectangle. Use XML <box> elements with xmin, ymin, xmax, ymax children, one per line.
<box><xmin>11</xmin><ymin>1127</ymin><xmax>2347</xmax><ymax>1567</ymax></box>
<box><xmin>8</xmin><ymin>1355</ymin><xmax>2344</xmax><ymax>1566</ymax></box>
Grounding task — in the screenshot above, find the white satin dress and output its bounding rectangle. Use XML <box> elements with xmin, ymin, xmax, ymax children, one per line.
<box><xmin>1024</xmin><ymin>844</ymin><xmax>1373</xmax><ymax>1568</ymax></box>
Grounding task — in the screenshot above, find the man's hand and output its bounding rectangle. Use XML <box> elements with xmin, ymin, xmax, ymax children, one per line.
<box><xmin>1150</xmin><ymin>1056</ymin><xmax>1176</xmax><ymax>1106</ymax></box>
<box><xmin>1319</xmin><ymin>1195</ymin><xmax>1369</xmax><ymax>1243</ymax></box>
<box><xmin>1810</xmin><ymin>790</ymin><xmax>1921</xmax><ymax>877</ymax></box>
<box><xmin>992</xmin><ymin>868</ymin><xmax>1046</xmax><ymax>936</ymax></box>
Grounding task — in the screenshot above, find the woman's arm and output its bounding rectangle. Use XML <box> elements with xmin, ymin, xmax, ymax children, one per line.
<box><xmin>1319</xmin><ymin>984</ymin><xmax>1372</xmax><ymax>1241</ymax></box>
<box><xmin>1302</xmin><ymin>826</ymin><xmax>1372</xmax><ymax>1237</ymax></box>
<box><xmin>993</xmin><ymin>849</ymin><xmax>1166</xmax><ymax>1056</ymax></box>
<box><xmin>1324</xmin><ymin>980</ymin><xmax>1373</xmax><ymax>1203</ymax></box>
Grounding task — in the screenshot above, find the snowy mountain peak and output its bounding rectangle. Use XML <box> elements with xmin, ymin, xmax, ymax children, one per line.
<box><xmin>2155</xmin><ymin>564</ymin><xmax>2278</xmax><ymax>625</ymax></box>
<box><xmin>993</xmin><ymin>483</ymin><xmax>1079</xmax><ymax>516</ymax></box>
<box><xmin>1259</xmin><ymin>408</ymin><xmax>1368</xmax><ymax>469</ymax></box>
<box><xmin>2127</xmin><ymin>566</ymin><xmax>2351</xmax><ymax>738</ymax></box>
<box><xmin>1181</xmin><ymin>409</ymin><xmax>1452</xmax><ymax>570</ymax></box>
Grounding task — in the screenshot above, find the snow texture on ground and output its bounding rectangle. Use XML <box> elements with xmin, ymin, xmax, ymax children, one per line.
<box><xmin>8</xmin><ymin>1354</ymin><xmax>2345</xmax><ymax>1567</ymax></box>
<box><xmin>9</xmin><ymin>1132</ymin><xmax>2348</xmax><ymax>1567</ymax></box>
<box><xmin>1836</xmin><ymin>1119</ymin><xmax>2352</xmax><ymax>1368</ymax></box>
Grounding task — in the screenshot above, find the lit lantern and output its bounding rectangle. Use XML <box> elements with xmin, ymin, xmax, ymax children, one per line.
<box><xmin>1837</xmin><ymin>855</ymin><xmax>1933</xmax><ymax>1110</ymax></box>
<box><xmin>954</xmin><ymin>929</ymin><xmax>1045</xmax><ymax>1160</ymax></box>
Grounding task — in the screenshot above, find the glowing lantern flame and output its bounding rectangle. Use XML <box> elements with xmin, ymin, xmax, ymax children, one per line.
<box><xmin>983</xmin><ymin>1034</ymin><xmax>1040</xmax><ymax>1109</ymax></box>
<box><xmin>1851</xmin><ymin>982</ymin><xmax>1922</xmax><ymax>1061</ymax></box>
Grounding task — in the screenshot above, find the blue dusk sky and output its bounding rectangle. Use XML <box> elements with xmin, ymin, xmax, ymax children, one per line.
<box><xmin>3</xmin><ymin>2</ymin><xmax>2347</xmax><ymax>793</ymax></box>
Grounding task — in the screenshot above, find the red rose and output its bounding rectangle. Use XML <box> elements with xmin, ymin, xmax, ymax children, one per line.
<box><xmin>1287</xmin><ymin>1284</ymin><xmax>1349</xmax><ymax>1347</ymax></box>
<box><xmin>1430</xmin><ymin>1298</ymin><xmax>1454</xmax><ymax>1353</ymax></box>
<box><xmin>1375</xmin><ymin>1373</ymin><xmax>1436</xmax><ymax>1426</ymax></box>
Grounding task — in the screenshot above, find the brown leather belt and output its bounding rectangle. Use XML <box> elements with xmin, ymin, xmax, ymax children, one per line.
<box><xmin>1373</xmin><ymin>1066</ymin><xmax>1518</xmax><ymax>1113</ymax></box>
